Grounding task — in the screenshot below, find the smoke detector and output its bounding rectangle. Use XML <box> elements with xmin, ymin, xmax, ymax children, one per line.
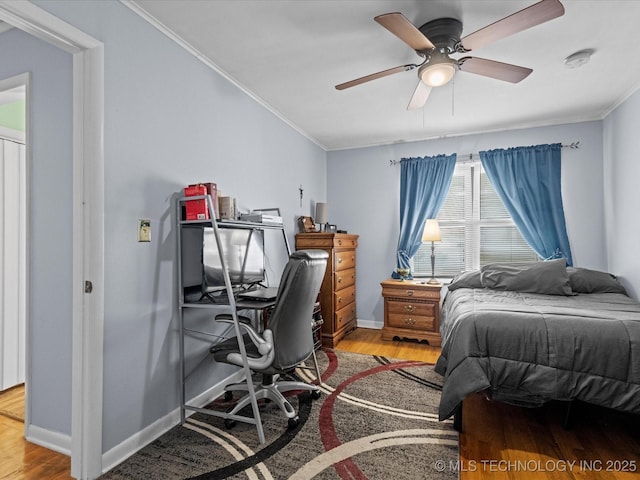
<box><xmin>564</xmin><ymin>50</ymin><xmax>593</xmax><ymax>69</ymax></box>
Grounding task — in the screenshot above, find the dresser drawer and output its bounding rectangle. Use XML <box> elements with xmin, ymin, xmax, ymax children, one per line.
<box><xmin>335</xmin><ymin>302</ymin><xmax>356</xmax><ymax>331</ymax></box>
<box><xmin>334</xmin><ymin>268</ymin><xmax>355</xmax><ymax>289</ymax></box>
<box><xmin>333</xmin><ymin>236</ymin><xmax>358</xmax><ymax>248</ymax></box>
<box><xmin>334</xmin><ymin>250</ymin><xmax>356</xmax><ymax>271</ymax></box>
<box><xmin>334</xmin><ymin>284</ymin><xmax>355</xmax><ymax>309</ymax></box>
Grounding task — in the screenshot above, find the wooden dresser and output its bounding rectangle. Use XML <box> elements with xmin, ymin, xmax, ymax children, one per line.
<box><xmin>380</xmin><ymin>278</ymin><xmax>442</xmax><ymax>346</ymax></box>
<box><xmin>295</xmin><ymin>233</ymin><xmax>358</xmax><ymax>348</ymax></box>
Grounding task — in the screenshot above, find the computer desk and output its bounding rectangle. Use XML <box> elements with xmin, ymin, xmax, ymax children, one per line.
<box><xmin>234</xmin><ymin>297</ymin><xmax>276</xmax><ymax>331</ymax></box>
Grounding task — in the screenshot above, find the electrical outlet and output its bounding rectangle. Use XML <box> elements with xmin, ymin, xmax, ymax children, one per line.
<box><xmin>138</xmin><ymin>219</ymin><xmax>151</xmax><ymax>242</ymax></box>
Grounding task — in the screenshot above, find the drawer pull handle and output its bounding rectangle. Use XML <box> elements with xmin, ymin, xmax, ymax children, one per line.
<box><xmin>338</xmin><ymin>277</ymin><xmax>342</xmax><ymax>283</ymax></box>
<box><xmin>406</xmin><ymin>290</ymin><xmax>414</xmax><ymax>296</ymax></box>
<box><xmin>338</xmin><ymin>297</ymin><xmax>342</xmax><ymax>304</ymax></box>
<box><xmin>337</xmin><ymin>258</ymin><xmax>343</xmax><ymax>264</ymax></box>
<box><xmin>338</xmin><ymin>240</ymin><xmax>343</xmax><ymax>245</ymax></box>
<box><xmin>404</xmin><ymin>305</ymin><xmax>415</xmax><ymax>312</ymax></box>
<box><xmin>405</xmin><ymin>318</ymin><xmax>416</xmax><ymax>326</ymax></box>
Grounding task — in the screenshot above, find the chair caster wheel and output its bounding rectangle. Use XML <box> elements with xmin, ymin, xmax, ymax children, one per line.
<box><xmin>287</xmin><ymin>416</ymin><xmax>299</xmax><ymax>429</ymax></box>
<box><xmin>224</xmin><ymin>418</ymin><xmax>236</xmax><ymax>429</ymax></box>
<box><xmin>311</xmin><ymin>389</ymin><xmax>321</xmax><ymax>400</ymax></box>
<box><xmin>224</xmin><ymin>391</ymin><xmax>233</xmax><ymax>401</ymax></box>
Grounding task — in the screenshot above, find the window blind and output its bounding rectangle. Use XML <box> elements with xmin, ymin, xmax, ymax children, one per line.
<box><xmin>413</xmin><ymin>162</ymin><xmax>537</xmax><ymax>277</ymax></box>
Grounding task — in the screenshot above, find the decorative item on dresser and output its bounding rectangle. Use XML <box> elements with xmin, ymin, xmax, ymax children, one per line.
<box><xmin>380</xmin><ymin>278</ymin><xmax>442</xmax><ymax>346</ymax></box>
<box><xmin>295</xmin><ymin>233</ymin><xmax>358</xmax><ymax>348</ymax></box>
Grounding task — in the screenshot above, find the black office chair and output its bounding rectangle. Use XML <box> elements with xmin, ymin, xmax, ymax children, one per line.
<box><xmin>211</xmin><ymin>249</ymin><xmax>328</xmax><ymax>429</ymax></box>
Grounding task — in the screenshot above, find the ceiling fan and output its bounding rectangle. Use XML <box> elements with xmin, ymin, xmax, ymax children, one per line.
<box><xmin>335</xmin><ymin>0</ymin><xmax>565</xmax><ymax>110</ymax></box>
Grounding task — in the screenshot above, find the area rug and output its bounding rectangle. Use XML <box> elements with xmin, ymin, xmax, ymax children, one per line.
<box><xmin>100</xmin><ymin>349</ymin><xmax>458</xmax><ymax>480</ymax></box>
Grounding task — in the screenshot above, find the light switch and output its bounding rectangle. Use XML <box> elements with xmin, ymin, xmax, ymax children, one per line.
<box><xmin>138</xmin><ymin>219</ymin><xmax>151</xmax><ymax>242</ymax></box>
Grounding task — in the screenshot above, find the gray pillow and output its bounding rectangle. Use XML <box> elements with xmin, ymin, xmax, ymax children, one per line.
<box><xmin>448</xmin><ymin>270</ymin><xmax>483</xmax><ymax>291</ymax></box>
<box><xmin>480</xmin><ymin>259</ymin><xmax>573</xmax><ymax>296</ymax></box>
<box><xmin>567</xmin><ymin>267</ymin><xmax>627</xmax><ymax>295</ymax></box>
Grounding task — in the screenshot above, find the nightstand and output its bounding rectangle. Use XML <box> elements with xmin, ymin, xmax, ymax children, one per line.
<box><xmin>380</xmin><ymin>278</ymin><xmax>442</xmax><ymax>346</ymax></box>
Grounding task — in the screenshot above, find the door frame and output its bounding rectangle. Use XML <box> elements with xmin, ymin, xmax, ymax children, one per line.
<box><xmin>0</xmin><ymin>2</ymin><xmax>104</xmax><ymax>479</ymax></box>
<box><xmin>0</xmin><ymin>74</ymin><xmax>27</xmax><ymax>394</ymax></box>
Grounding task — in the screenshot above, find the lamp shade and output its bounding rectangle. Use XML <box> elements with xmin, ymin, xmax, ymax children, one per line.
<box><xmin>315</xmin><ymin>202</ymin><xmax>328</xmax><ymax>224</ymax></box>
<box><xmin>422</xmin><ymin>219</ymin><xmax>441</xmax><ymax>242</ymax></box>
<box><xmin>419</xmin><ymin>62</ymin><xmax>455</xmax><ymax>87</ymax></box>
<box><xmin>418</xmin><ymin>52</ymin><xmax>456</xmax><ymax>87</ymax></box>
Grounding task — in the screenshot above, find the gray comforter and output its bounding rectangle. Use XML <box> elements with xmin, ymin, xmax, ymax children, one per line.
<box><xmin>434</xmin><ymin>288</ymin><xmax>640</xmax><ymax>420</ymax></box>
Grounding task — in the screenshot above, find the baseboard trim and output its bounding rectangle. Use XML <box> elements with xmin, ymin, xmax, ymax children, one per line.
<box><xmin>356</xmin><ymin>319</ymin><xmax>382</xmax><ymax>330</ymax></box>
<box><xmin>101</xmin><ymin>370</ymin><xmax>245</xmax><ymax>474</ymax></box>
<box><xmin>26</xmin><ymin>423</ymin><xmax>71</xmax><ymax>456</ymax></box>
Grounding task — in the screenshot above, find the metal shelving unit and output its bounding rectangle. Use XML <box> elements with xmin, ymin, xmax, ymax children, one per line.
<box><xmin>176</xmin><ymin>194</ymin><xmax>290</xmax><ymax>443</ymax></box>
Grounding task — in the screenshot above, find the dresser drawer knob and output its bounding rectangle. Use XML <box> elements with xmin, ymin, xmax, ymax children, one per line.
<box><xmin>337</xmin><ymin>258</ymin><xmax>343</xmax><ymax>264</ymax></box>
<box><xmin>405</xmin><ymin>318</ymin><xmax>416</xmax><ymax>326</ymax></box>
<box><xmin>404</xmin><ymin>305</ymin><xmax>415</xmax><ymax>312</ymax></box>
<box><xmin>406</xmin><ymin>290</ymin><xmax>414</xmax><ymax>296</ymax></box>
<box><xmin>338</xmin><ymin>277</ymin><xmax>342</xmax><ymax>283</ymax></box>
<box><xmin>338</xmin><ymin>297</ymin><xmax>342</xmax><ymax>304</ymax></box>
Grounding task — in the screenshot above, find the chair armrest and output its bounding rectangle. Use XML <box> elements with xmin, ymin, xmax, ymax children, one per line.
<box><xmin>216</xmin><ymin>313</ymin><xmax>252</xmax><ymax>325</ymax></box>
<box><xmin>215</xmin><ymin>313</ymin><xmax>272</xmax><ymax>355</ymax></box>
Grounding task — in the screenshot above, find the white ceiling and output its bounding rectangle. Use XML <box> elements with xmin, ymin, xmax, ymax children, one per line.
<box><xmin>129</xmin><ymin>0</ymin><xmax>640</xmax><ymax>151</ymax></box>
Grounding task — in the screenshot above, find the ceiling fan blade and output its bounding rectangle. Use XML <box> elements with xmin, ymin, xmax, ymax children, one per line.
<box><xmin>335</xmin><ymin>64</ymin><xmax>415</xmax><ymax>90</ymax></box>
<box><xmin>460</xmin><ymin>0</ymin><xmax>564</xmax><ymax>51</ymax></box>
<box><xmin>458</xmin><ymin>57</ymin><xmax>532</xmax><ymax>83</ymax></box>
<box><xmin>407</xmin><ymin>81</ymin><xmax>432</xmax><ymax>110</ymax></box>
<box><xmin>374</xmin><ymin>12</ymin><xmax>435</xmax><ymax>51</ymax></box>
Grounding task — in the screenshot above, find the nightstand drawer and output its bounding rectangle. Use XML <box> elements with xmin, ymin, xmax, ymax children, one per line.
<box><xmin>387</xmin><ymin>313</ymin><xmax>434</xmax><ymax>331</ymax></box>
<box><xmin>334</xmin><ymin>250</ymin><xmax>356</xmax><ymax>271</ymax></box>
<box><xmin>334</xmin><ymin>268</ymin><xmax>355</xmax><ymax>289</ymax></box>
<box><xmin>382</xmin><ymin>285</ymin><xmax>440</xmax><ymax>300</ymax></box>
<box><xmin>334</xmin><ymin>285</ymin><xmax>355</xmax><ymax>308</ymax></box>
<box><xmin>387</xmin><ymin>300</ymin><xmax>435</xmax><ymax>318</ymax></box>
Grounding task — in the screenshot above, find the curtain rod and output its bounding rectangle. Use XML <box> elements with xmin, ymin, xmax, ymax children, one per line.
<box><xmin>388</xmin><ymin>141</ymin><xmax>581</xmax><ymax>166</ymax></box>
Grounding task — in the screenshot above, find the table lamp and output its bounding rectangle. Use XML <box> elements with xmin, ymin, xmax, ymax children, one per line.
<box><xmin>422</xmin><ymin>219</ymin><xmax>441</xmax><ymax>285</ymax></box>
<box><xmin>315</xmin><ymin>202</ymin><xmax>328</xmax><ymax>232</ymax></box>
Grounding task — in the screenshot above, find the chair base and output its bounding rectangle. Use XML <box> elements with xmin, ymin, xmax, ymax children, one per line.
<box><xmin>224</xmin><ymin>374</ymin><xmax>319</xmax><ymax>421</ymax></box>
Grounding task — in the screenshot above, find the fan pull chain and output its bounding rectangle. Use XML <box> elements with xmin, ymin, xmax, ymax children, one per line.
<box><xmin>451</xmin><ymin>75</ymin><xmax>455</xmax><ymax>117</ymax></box>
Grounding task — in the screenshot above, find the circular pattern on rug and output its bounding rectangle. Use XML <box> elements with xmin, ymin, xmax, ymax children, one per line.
<box><xmin>100</xmin><ymin>350</ymin><xmax>458</xmax><ymax>479</ymax></box>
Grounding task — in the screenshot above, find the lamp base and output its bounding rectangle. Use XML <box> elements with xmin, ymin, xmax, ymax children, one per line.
<box><xmin>426</xmin><ymin>277</ymin><xmax>440</xmax><ymax>285</ymax></box>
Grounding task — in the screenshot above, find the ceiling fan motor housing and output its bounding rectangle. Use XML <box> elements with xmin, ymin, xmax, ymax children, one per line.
<box><xmin>418</xmin><ymin>18</ymin><xmax>463</xmax><ymax>53</ymax></box>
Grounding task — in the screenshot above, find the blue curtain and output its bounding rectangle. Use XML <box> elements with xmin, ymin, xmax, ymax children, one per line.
<box><xmin>394</xmin><ymin>154</ymin><xmax>456</xmax><ymax>278</ymax></box>
<box><xmin>480</xmin><ymin>143</ymin><xmax>573</xmax><ymax>266</ymax></box>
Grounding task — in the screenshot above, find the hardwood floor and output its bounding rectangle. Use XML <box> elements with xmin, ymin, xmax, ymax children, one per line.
<box><xmin>0</xmin><ymin>385</ymin><xmax>71</xmax><ymax>480</ymax></box>
<box><xmin>336</xmin><ymin>328</ymin><xmax>640</xmax><ymax>480</ymax></box>
<box><xmin>3</xmin><ymin>328</ymin><xmax>638</xmax><ymax>480</ymax></box>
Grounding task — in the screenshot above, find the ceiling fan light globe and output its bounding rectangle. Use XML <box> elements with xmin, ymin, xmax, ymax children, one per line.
<box><xmin>419</xmin><ymin>62</ymin><xmax>456</xmax><ymax>87</ymax></box>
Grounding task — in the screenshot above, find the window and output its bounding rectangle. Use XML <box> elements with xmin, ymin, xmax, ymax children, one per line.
<box><xmin>413</xmin><ymin>161</ymin><xmax>538</xmax><ymax>277</ymax></box>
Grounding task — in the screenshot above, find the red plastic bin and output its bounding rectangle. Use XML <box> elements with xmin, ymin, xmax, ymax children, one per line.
<box><xmin>184</xmin><ymin>184</ymin><xmax>209</xmax><ymax>220</ymax></box>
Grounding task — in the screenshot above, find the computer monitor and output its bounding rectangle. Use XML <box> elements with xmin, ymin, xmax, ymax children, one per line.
<box><xmin>201</xmin><ymin>227</ymin><xmax>265</xmax><ymax>291</ymax></box>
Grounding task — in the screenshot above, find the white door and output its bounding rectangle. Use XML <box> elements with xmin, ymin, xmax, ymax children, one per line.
<box><xmin>0</xmin><ymin>135</ymin><xmax>26</xmax><ymax>391</ymax></box>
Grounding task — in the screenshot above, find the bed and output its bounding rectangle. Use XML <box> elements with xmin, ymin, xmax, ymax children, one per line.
<box><xmin>434</xmin><ymin>259</ymin><xmax>640</xmax><ymax>428</ymax></box>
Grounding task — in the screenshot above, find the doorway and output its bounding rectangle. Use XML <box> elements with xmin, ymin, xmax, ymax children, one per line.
<box><xmin>0</xmin><ymin>3</ymin><xmax>105</xmax><ymax>478</ymax></box>
<box><xmin>0</xmin><ymin>79</ymin><xmax>26</xmax><ymax>418</ymax></box>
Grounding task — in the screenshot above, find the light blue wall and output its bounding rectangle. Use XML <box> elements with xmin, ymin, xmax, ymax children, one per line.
<box><xmin>0</xmin><ymin>29</ymin><xmax>73</xmax><ymax>437</ymax></box>
<box><xmin>603</xmin><ymin>89</ymin><xmax>640</xmax><ymax>300</ymax></box>
<box><xmin>327</xmin><ymin>121</ymin><xmax>606</xmax><ymax>327</ymax></box>
<box><xmin>33</xmin><ymin>0</ymin><xmax>327</xmax><ymax>453</ymax></box>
